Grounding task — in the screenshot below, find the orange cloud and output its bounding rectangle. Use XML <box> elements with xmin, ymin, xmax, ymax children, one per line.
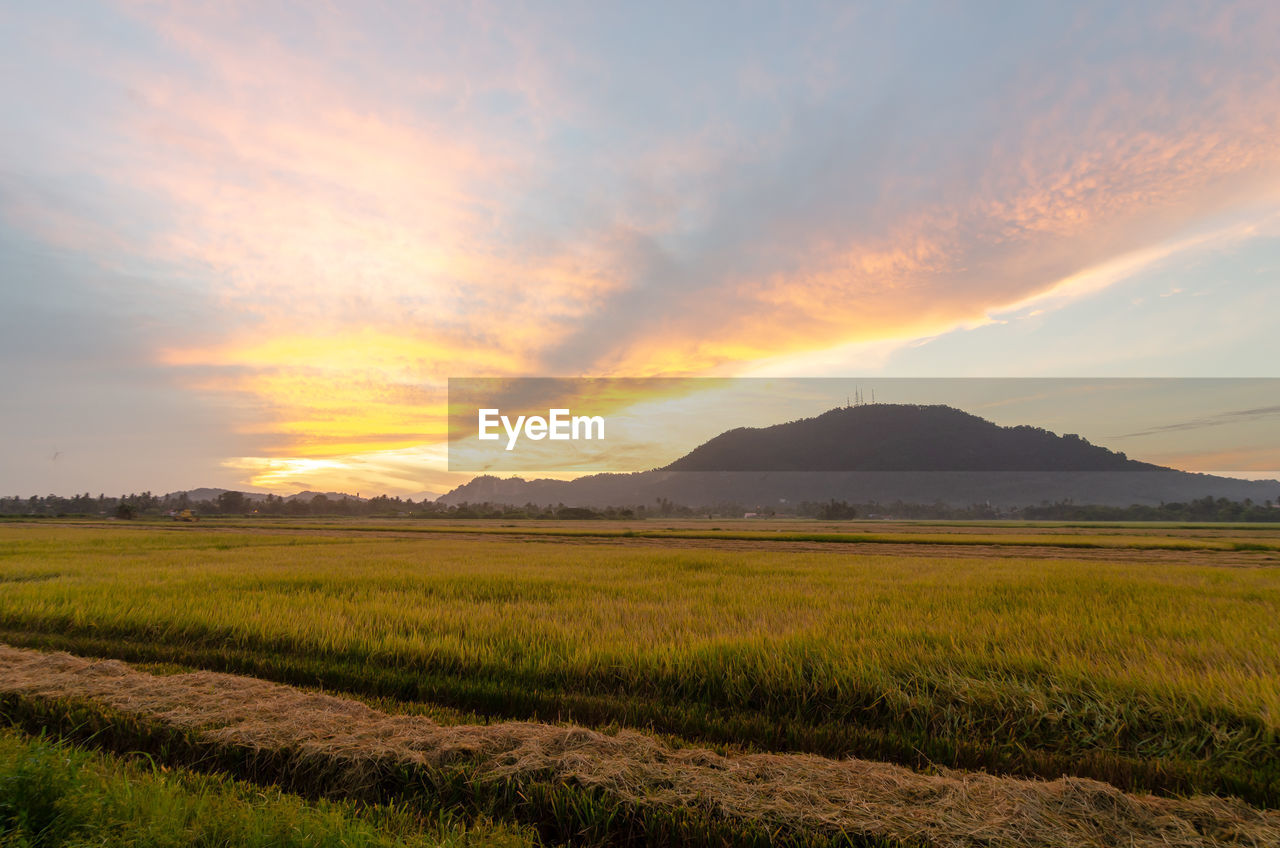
<box><xmin>161</xmin><ymin>330</ymin><xmax>524</xmax><ymax>458</ymax></box>
<box><xmin>226</xmin><ymin>445</ymin><xmax>472</xmax><ymax>496</ymax></box>
<box><xmin>571</xmin><ymin>114</ymin><xmax>1280</xmax><ymax>378</ymax></box>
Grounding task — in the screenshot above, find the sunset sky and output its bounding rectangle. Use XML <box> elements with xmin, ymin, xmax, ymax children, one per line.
<box><xmin>3</xmin><ymin>2</ymin><xmax>1279</xmax><ymax>497</ymax></box>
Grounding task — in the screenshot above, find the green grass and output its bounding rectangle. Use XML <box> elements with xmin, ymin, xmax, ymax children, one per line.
<box><xmin>0</xmin><ymin>698</ymin><xmax>898</xmax><ymax>848</ymax></box>
<box><xmin>1</xmin><ymin>525</ymin><xmax>1279</xmax><ymax>805</ymax></box>
<box><xmin>0</xmin><ymin>727</ymin><xmax>535</xmax><ymax>848</ymax></box>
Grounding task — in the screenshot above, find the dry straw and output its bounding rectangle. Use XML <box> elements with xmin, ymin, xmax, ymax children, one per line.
<box><xmin>0</xmin><ymin>644</ymin><xmax>1275</xmax><ymax>848</ymax></box>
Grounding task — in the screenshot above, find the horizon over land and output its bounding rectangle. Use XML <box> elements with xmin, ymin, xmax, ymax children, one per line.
<box><xmin>9</xmin><ymin>401</ymin><xmax>1280</xmax><ymax>507</ymax></box>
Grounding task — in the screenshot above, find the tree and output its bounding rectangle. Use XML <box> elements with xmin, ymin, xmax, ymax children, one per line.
<box><xmin>817</xmin><ymin>499</ymin><xmax>858</xmax><ymax>520</ymax></box>
<box><xmin>216</xmin><ymin>491</ymin><xmax>247</xmax><ymax>514</ymax></box>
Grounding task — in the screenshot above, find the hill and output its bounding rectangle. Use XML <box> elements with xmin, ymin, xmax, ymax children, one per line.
<box><xmin>664</xmin><ymin>404</ymin><xmax>1158</xmax><ymax>471</ymax></box>
<box><xmin>441</xmin><ymin>404</ymin><xmax>1278</xmax><ymax>508</ymax></box>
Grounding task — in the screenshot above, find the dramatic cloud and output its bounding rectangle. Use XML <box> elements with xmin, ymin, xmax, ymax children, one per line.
<box><xmin>3</xmin><ymin>1</ymin><xmax>1279</xmax><ymax>493</ymax></box>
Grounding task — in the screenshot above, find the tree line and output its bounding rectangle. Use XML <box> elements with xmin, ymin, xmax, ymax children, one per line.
<box><xmin>0</xmin><ymin>492</ymin><xmax>426</xmax><ymax>518</ymax></box>
<box><xmin>2</xmin><ymin>492</ymin><xmax>1277</xmax><ymax>522</ymax></box>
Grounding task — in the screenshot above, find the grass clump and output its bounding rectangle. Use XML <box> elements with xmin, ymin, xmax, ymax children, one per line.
<box><xmin>0</xmin><ymin>727</ymin><xmax>535</xmax><ymax>848</ymax></box>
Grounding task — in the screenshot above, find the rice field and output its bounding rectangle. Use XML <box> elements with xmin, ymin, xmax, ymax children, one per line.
<box><xmin>1</xmin><ymin>519</ymin><xmax>1279</xmax><ymax>845</ymax></box>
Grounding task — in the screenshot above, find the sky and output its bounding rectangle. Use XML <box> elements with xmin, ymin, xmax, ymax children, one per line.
<box><xmin>2</xmin><ymin>1</ymin><xmax>1279</xmax><ymax>498</ymax></box>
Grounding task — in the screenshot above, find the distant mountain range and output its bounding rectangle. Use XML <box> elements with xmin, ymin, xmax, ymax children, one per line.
<box><xmin>441</xmin><ymin>404</ymin><xmax>1279</xmax><ymax>508</ymax></box>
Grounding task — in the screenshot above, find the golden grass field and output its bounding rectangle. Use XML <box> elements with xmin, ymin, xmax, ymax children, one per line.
<box><xmin>1</xmin><ymin>517</ymin><xmax>1279</xmax><ymax>846</ymax></box>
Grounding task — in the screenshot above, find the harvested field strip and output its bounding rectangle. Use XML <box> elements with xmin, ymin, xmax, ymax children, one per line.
<box><xmin>1</xmin><ymin>646</ymin><xmax>1277</xmax><ymax>848</ymax></box>
<box><xmin>2</xmin><ymin>628</ymin><xmax>1274</xmax><ymax>808</ymax></box>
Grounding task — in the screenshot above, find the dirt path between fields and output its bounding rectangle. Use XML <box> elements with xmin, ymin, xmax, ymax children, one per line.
<box><xmin>165</xmin><ymin>522</ymin><xmax>1280</xmax><ymax>566</ymax></box>
<box><xmin>495</xmin><ymin>531</ymin><xmax>1280</xmax><ymax>566</ymax></box>
<box><xmin>0</xmin><ymin>644</ymin><xmax>1275</xmax><ymax>848</ymax></box>
<box><xmin>8</xmin><ymin>520</ymin><xmax>1280</xmax><ymax>566</ymax></box>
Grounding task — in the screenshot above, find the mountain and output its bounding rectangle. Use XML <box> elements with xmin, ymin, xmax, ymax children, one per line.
<box><xmin>440</xmin><ymin>405</ymin><xmax>1279</xmax><ymax>508</ymax></box>
<box><xmin>664</xmin><ymin>405</ymin><xmax>1158</xmax><ymax>471</ymax></box>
